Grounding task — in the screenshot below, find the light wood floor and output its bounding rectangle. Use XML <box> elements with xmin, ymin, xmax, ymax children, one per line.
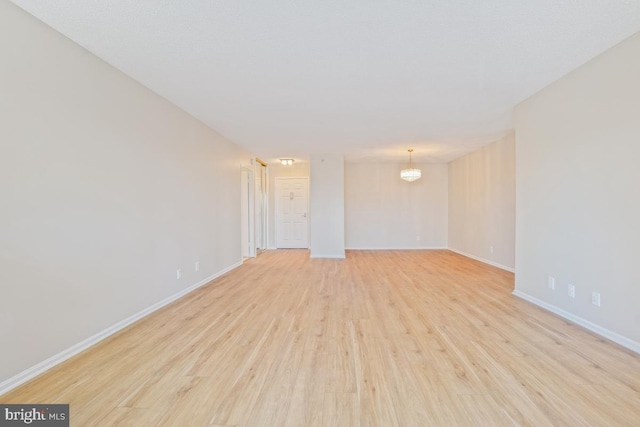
<box><xmin>2</xmin><ymin>250</ymin><xmax>640</xmax><ymax>426</ymax></box>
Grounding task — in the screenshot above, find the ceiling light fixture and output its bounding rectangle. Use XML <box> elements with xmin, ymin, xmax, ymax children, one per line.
<box><xmin>400</xmin><ymin>149</ymin><xmax>421</xmax><ymax>182</ymax></box>
<box><xmin>280</xmin><ymin>159</ymin><xmax>294</xmax><ymax>166</ymax></box>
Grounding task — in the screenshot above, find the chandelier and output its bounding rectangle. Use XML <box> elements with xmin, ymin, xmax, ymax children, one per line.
<box><xmin>400</xmin><ymin>149</ymin><xmax>421</xmax><ymax>182</ymax></box>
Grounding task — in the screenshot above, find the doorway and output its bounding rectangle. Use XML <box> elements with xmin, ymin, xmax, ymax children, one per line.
<box><xmin>275</xmin><ymin>177</ymin><xmax>309</xmax><ymax>248</ymax></box>
<box><xmin>241</xmin><ymin>158</ymin><xmax>268</xmax><ymax>259</ymax></box>
<box><xmin>254</xmin><ymin>159</ymin><xmax>268</xmax><ymax>255</ymax></box>
<box><xmin>240</xmin><ymin>166</ymin><xmax>254</xmax><ymax>259</ymax></box>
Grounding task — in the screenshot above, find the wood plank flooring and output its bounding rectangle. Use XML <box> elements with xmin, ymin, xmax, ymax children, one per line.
<box><xmin>2</xmin><ymin>250</ymin><xmax>640</xmax><ymax>426</ymax></box>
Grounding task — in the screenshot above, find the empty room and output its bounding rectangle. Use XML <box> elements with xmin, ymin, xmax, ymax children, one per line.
<box><xmin>1</xmin><ymin>1</ymin><xmax>639</xmax><ymax>426</ymax></box>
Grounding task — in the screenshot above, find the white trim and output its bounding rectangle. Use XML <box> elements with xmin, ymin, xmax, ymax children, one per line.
<box><xmin>0</xmin><ymin>261</ymin><xmax>242</xmax><ymax>396</ymax></box>
<box><xmin>447</xmin><ymin>247</ymin><xmax>515</xmax><ymax>273</ymax></box>
<box><xmin>512</xmin><ymin>290</ymin><xmax>640</xmax><ymax>354</ymax></box>
<box><xmin>345</xmin><ymin>247</ymin><xmax>448</xmax><ymax>251</ymax></box>
<box><xmin>310</xmin><ymin>254</ymin><xmax>346</xmax><ymax>259</ymax></box>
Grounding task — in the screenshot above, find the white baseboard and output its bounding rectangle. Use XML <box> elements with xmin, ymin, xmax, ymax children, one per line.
<box><xmin>0</xmin><ymin>261</ymin><xmax>242</xmax><ymax>396</ymax></box>
<box><xmin>512</xmin><ymin>290</ymin><xmax>640</xmax><ymax>354</ymax></box>
<box><xmin>310</xmin><ymin>254</ymin><xmax>346</xmax><ymax>259</ymax></box>
<box><xmin>345</xmin><ymin>247</ymin><xmax>448</xmax><ymax>250</ymax></box>
<box><xmin>447</xmin><ymin>247</ymin><xmax>515</xmax><ymax>273</ymax></box>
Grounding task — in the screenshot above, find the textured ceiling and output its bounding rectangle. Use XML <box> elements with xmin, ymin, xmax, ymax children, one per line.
<box><xmin>10</xmin><ymin>0</ymin><xmax>640</xmax><ymax>163</ymax></box>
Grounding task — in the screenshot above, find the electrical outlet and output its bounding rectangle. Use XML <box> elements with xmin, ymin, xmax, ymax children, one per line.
<box><xmin>195</xmin><ymin>261</ymin><xmax>200</xmax><ymax>272</ymax></box>
<box><xmin>592</xmin><ymin>291</ymin><xmax>601</xmax><ymax>307</ymax></box>
<box><xmin>548</xmin><ymin>276</ymin><xmax>555</xmax><ymax>290</ymax></box>
<box><xmin>490</xmin><ymin>246</ymin><xmax>494</xmax><ymax>254</ymax></box>
<box><xmin>416</xmin><ymin>236</ymin><xmax>421</xmax><ymax>241</ymax></box>
<box><xmin>568</xmin><ymin>284</ymin><xmax>575</xmax><ymax>298</ymax></box>
<box><xmin>176</xmin><ymin>269</ymin><xmax>181</xmax><ymax>280</ymax></box>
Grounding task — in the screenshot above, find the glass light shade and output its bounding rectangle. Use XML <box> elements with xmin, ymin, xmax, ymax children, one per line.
<box><xmin>400</xmin><ymin>168</ymin><xmax>421</xmax><ymax>182</ymax></box>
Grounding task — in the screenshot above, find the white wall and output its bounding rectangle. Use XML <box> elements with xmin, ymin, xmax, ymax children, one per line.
<box><xmin>268</xmin><ymin>162</ymin><xmax>310</xmax><ymax>249</ymax></box>
<box><xmin>345</xmin><ymin>162</ymin><xmax>448</xmax><ymax>249</ymax></box>
<box><xmin>515</xmin><ymin>31</ymin><xmax>640</xmax><ymax>349</ymax></box>
<box><xmin>448</xmin><ymin>134</ymin><xmax>515</xmax><ymax>270</ymax></box>
<box><xmin>310</xmin><ymin>154</ymin><xmax>345</xmax><ymax>258</ymax></box>
<box><xmin>0</xmin><ymin>1</ymin><xmax>251</xmax><ymax>388</ymax></box>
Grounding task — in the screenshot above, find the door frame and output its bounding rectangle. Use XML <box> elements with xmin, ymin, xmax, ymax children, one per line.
<box><xmin>274</xmin><ymin>176</ymin><xmax>310</xmax><ymax>249</ymax></box>
<box><xmin>254</xmin><ymin>158</ymin><xmax>269</xmax><ymax>255</ymax></box>
<box><xmin>240</xmin><ymin>165</ymin><xmax>256</xmax><ymax>259</ymax></box>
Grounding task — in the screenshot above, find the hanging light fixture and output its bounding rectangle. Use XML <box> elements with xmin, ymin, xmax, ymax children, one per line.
<box><xmin>280</xmin><ymin>158</ymin><xmax>294</xmax><ymax>166</ymax></box>
<box><xmin>400</xmin><ymin>149</ymin><xmax>421</xmax><ymax>182</ymax></box>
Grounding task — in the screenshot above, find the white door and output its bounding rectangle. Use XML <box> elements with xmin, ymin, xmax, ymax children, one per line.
<box><xmin>275</xmin><ymin>177</ymin><xmax>309</xmax><ymax>248</ymax></box>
